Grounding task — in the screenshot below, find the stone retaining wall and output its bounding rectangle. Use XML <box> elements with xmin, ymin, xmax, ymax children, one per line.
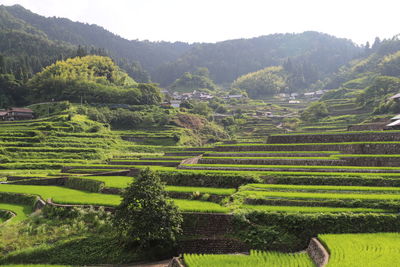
<box><xmin>199</xmin><ymin>158</ymin><xmax>346</xmax><ymax>166</ymax></box>
<box><xmin>109</xmin><ymin>161</ymin><xmax>180</xmax><ymax>167</ymax></box>
<box><xmin>267</xmin><ymin>132</ymin><xmax>400</xmax><ymax>144</ymax></box>
<box><xmin>348</xmin><ymin>123</ymin><xmax>387</xmax><ymax>131</ymax></box>
<box><xmin>199</xmin><ymin>157</ymin><xmax>400</xmax><ymax>167</ymax></box>
<box><xmin>165</xmin><ymin>152</ymin><xmax>204</xmax><ymax>157</ymax></box>
<box><xmin>9</xmin><ymin>177</ymin><xmax>67</xmax><ymax>186</ymax></box>
<box><xmin>214</xmin><ymin>143</ymin><xmax>400</xmax><ymax>154</ymax></box>
<box><xmin>178</xmin><ymin>238</ymin><xmax>249</xmax><ymax>254</ymax></box>
<box><xmin>182</xmin><ymin>213</ymin><xmax>235</xmax><ymax>237</ymax></box>
<box><xmin>203</xmin><ymin>152</ymin><xmax>338</xmax><ymax>157</ymax></box>
<box><xmin>168</xmin><ymin>257</ymin><xmax>185</xmax><ymax>267</ymax></box>
<box><xmin>179</xmin><ymin>165</ymin><xmax>400</xmax><ymax>173</ymax></box>
<box><xmin>307</xmin><ymin>238</ymin><xmax>329</xmax><ymax>267</ymax></box>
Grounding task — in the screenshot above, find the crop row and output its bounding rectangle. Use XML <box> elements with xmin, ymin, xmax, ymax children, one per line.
<box><xmin>320</xmin><ymin>233</ymin><xmax>400</xmax><ymax>267</ymax></box>
<box><xmin>184</xmin><ymin>250</ymin><xmax>314</xmax><ymax>267</ymax></box>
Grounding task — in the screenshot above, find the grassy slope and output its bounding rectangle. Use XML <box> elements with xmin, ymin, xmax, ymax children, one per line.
<box><xmin>0</xmin><ymin>203</ymin><xmax>32</xmax><ymax>223</ymax></box>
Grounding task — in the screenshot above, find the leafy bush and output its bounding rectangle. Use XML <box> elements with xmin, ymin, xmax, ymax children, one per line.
<box><xmin>158</xmin><ymin>172</ymin><xmax>261</xmax><ymax>188</ymax></box>
<box><xmin>233</xmin><ymin>211</ymin><xmax>400</xmax><ymax>251</ymax></box>
<box><xmin>113</xmin><ymin>168</ymin><xmax>183</xmax><ymax>250</ymax></box>
<box><xmin>65</xmin><ymin>178</ymin><xmax>104</xmax><ymax>193</ymax></box>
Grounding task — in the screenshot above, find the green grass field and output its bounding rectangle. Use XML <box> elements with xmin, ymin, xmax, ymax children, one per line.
<box><xmin>242</xmin><ymin>183</ymin><xmax>400</xmax><ymax>193</ymax></box>
<box><xmin>0</xmin><ymin>203</ymin><xmax>33</xmax><ymax>223</ymax></box>
<box><xmin>76</xmin><ymin>176</ymin><xmax>134</xmax><ymax>188</ymax></box>
<box><xmin>184</xmin><ymin>250</ymin><xmax>314</xmax><ymax>267</ymax></box>
<box><xmin>242</xmin><ymin>204</ymin><xmax>387</xmax><ymax>213</ymax></box>
<box><xmin>0</xmin><ymin>185</ymin><xmax>229</xmax><ymax>213</ymax></box>
<box><xmin>320</xmin><ymin>233</ymin><xmax>400</xmax><ymax>267</ymax></box>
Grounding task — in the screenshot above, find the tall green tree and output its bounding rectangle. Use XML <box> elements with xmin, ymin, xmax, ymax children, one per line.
<box><xmin>113</xmin><ymin>168</ymin><xmax>183</xmax><ymax>250</ymax></box>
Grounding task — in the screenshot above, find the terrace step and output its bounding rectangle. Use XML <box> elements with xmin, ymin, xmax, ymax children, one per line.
<box><xmin>198</xmin><ymin>158</ymin><xmax>347</xmax><ymax>166</ymax></box>
<box><xmin>109</xmin><ymin>161</ymin><xmax>180</xmax><ymax>167</ymax></box>
<box><xmin>178</xmin><ymin>165</ymin><xmax>400</xmax><ymax>173</ymax></box>
<box><xmin>214</xmin><ymin>143</ymin><xmax>400</xmax><ymax>154</ymax></box>
<box><xmin>267</xmin><ymin>131</ymin><xmax>400</xmax><ymax>144</ymax></box>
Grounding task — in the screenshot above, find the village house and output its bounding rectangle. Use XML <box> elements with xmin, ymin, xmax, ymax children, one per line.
<box><xmin>0</xmin><ymin>108</ymin><xmax>34</xmax><ymax>121</ymax></box>
<box><xmin>390</xmin><ymin>93</ymin><xmax>400</xmax><ymax>102</ymax></box>
<box><xmin>386</xmin><ymin>114</ymin><xmax>400</xmax><ymax>130</ymax></box>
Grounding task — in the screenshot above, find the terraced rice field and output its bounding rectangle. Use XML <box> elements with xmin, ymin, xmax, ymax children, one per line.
<box><xmin>320</xmin><ymin>233</ymin><xmax>400</xmax><ymax>267</ymax></box>
<box><xmin>2</xmin><ymin>111</ymin><xmax>400</xmax><ymax>266</ymax></box>
<box><xmin>236</xmin><ymin>183</ymin><xmax>400</xmax><ymax>212</ymax></box>
<box><xmin>184</xmin><ymin>250</ymin><xmax>314</xmax><ymax>267</ymax></box>
<box><xmin>0</xmin><ymin>203</ymin><xmax>32</xmax><ymax>223</ymax></box>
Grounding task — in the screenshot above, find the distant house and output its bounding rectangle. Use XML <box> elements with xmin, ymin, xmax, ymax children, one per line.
<box><xmin>170</xmin><ymin>100</ymin><xmax>181</xmax><ymax>108</ymax></box>
<box><xmin>288</xmin><ymin>100</ymin><xmax>300</xmax><ymax>104</ymax></box>
<box><xmin>385</xmin><ymin>114</ymin><xmax>400</xmax><ymax>129</ymax></box>
<box><xmin>1</xmin><ymin>108</ymin><xmax>34</xmax><ymax>121</ymax></box>
<box><xmin>304</xmin><ymin>92</ymin><xmax>316</xmax><ymax>97</ymax></box>
<box><xmin>228</xmin><ymin>94</ymin><xmax>244</xmax><ymax>99</ymax></box>
<box><xmin>390</xmin><ymin>93</ymin><xmax>400</xmax><ymax>102</ymax></box>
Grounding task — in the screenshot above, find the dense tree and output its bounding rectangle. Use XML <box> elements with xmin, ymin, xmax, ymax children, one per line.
<box><xmin>232</xmin><ymin>66</ymin><xmax>287</xmax><ymax>98</ymax></box>
<box><xmin>27</xmin><ymin>55</ymin><xmax>162</xmax><ymax>105</ymax></box>
<box><xmin>169</xmin><ymin>68</ymin><xmax>219</xmax><ymax>92</ymax></box>
<box><xmin>113</xmin><ymin>168</ymin><xmax>182</xmax><ymax>249</ymax></box>
<box><xmin>300</xmin><ymin>102</ymin><xmax>329</xmax><ymax>122</ymax></box>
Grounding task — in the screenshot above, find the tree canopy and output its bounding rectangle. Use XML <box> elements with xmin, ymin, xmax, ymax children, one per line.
<box><xmin>113</xmin><ymin>168</ymin><xmax>182</xmax><ymax>250</ymax></box>
<box><xmin>27</xmin><ymin>55</ymin><xmax>162</xmax><ymax>105</ymax></box>
<box><xmin>169</xmin><ymin>68</ymin><xmax>219</xmax><ymax>93</ymax></box>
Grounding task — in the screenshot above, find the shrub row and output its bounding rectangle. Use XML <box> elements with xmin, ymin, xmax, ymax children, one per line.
<box><xmin>233</xmin><ymin>211</ymin><xmax>400</xmax><ymax>251</ymax></box>
<box><xmin>158</xmin><ymin>172</ymin><xmax>261</xmax><ymax>188</ymax></box>
<box><xmin>263</xmin><ymin>175</ymin><xmax>400</xmax><ymax>187</ymax></box>
<box><xmin>65</xmin><ymin>177</ymin><xmax>105</xmax><ymax>193</ymax></box>
<box><xmin>0</xmin><ymin>192</ymin><xmax>38</xmax><ymax>206</ymax></box>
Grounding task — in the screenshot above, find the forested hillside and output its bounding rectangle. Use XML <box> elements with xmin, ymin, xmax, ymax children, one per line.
<box><xmin>3</xmin><ymin>4</ymin><xmax>191</xmax><ymax>74</ymax></box>
<box><xmin>154</xmin><ymin>32</ymin><xmax>362</xmax><ymax>86</ymax></box>
<box><xmin>0</xmin><ymin>4</ymin><xmax>362</xmax><ymax>89</ymax></box>
<box><xmin>320</xmin><ymin>37</ymin><xmax>400</xmax><ymax>114</ymax></box>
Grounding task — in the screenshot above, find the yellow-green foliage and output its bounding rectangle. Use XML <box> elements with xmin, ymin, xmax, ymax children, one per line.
<box><xmin>320</xmin><ymin>233</ymin><xmax>400</xmax><ymax>267</ymax></box>
<box><xmin>232</xmin><ymin>66</ymin><xmax>286</xmax><ymax>98</ymax></box>
<box><xmin>184</xmin><ymin>250</ymin><xmax>314</xmax><ymax>267</ymax></box>
<box><xmin>26</xmin><ymin>55</ymin><xmax>162</xmax><ymax>105</ymax></box>
<box><xmin>30</xmin><ymin>55</ymin><xmax>137</xmax><ymax>88</ymax></box>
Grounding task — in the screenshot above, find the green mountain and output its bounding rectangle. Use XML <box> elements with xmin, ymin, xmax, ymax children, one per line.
<box><xmin>3</xmin><ymin>4</ymin><xmax>191</xmax><ymax>74</ymax></box>
<box><xmin>0</xmin><ymin>4</ymin><xmax>362</xmax><ymax>88</ymax></box>
<box><xmin>320</xmin><ymin>37</ymin><xmax>400</xmax><ymax>114</ymax></box>
<box><xmin>27</xmin><ymin>55</ymin><xmax>161</xmax><ymax>105</ymax></box>
<box><xmin>153</xmin><ymin>32</ymin><xmax>362</xmax><ymax>86</ymax></box>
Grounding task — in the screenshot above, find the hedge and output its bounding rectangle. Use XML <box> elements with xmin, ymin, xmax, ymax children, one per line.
<box><xmin>158</xmin><ymin>172</ymin><xmax>261</xmax><ymax>188</ymax></box>
<box><xmin>65</xmin><ymin>178</ymin><xmax>105</xmax><ymax>193</ymax></box>
<box><xmin>233</xmin><ymin>211</ymin><xmax>400</xmax><ymax>251</ymax></box>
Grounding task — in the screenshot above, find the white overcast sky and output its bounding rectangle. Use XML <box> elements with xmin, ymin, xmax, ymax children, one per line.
<box><xmin>0</xmin><ymin>0</ymin><xmax>399</xmax><ymax>45</ymax></box>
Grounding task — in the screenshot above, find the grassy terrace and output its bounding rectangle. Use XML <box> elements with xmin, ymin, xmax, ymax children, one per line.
<box><xmin>205</xmin><ymin>151</ymin><xmax>341</xmax><ymax>154</ymax></box>
<box><xmin>76</xmin><ymin>176</ymin><xmax>134</xmax><ymax>188</ymax></box>
<box><xmin>184</xmin><ymin>250</ymin><xmax>314</xmax><ymax>267</ymax></box>
<box><xmin>240</xmin><ymin>190</ymin><xmax>400</xmax><ymax>201</ymax></box>
<box><xmin>182</xmin><ymin>164</ymin><xmax>400</xmax><ymax>171</ymax></box>
<box><xmin>74</xmin><ymin>176</ymin><xmax>236</xmax><ymax>195</ymax></box>
<box><xmin>216</xmin><ymin>141</ymin><xmax>400</xmax><ymax>146</ymax></box>
<box><xmin>270</xmin><ymin>130</ymin><xmax>400</xmax><ymax>136</ymax></box>
<box><xmin>165</xmin><ymin>186</ymin><xmax>235</xmax><ymax>195</ymax></box>
<box><xmin>242</xmin><ymin>205</ymin><xmax>387</xmax><ymax>213</ymax></box>
<box><xmin>0</xmin><ymin>203</ymin><xmax>32</xmax><ymax>223</ymax></box>
<box><xmin>202</xmin><ymin>156</ymin><xmax>335</xmax><ymax>160</ymax></box>
<box><xmin>135</xmin><ymin>165</ymin><xmax>400</xmax><ymax>177</ymax></box>
<box><xmin>320</xmin><ymin>233</ymin><xmax>400</xmax><ymax>267</ymax></box>
<box><xmin>0</xmin><ymin>185</ymin><xmax>229</xmax><ymax>213</ymax></box>
<box><xmin>242</xmin><ymin>183</ymin><xmax>400</xmax><ymax>193</ymax></box>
